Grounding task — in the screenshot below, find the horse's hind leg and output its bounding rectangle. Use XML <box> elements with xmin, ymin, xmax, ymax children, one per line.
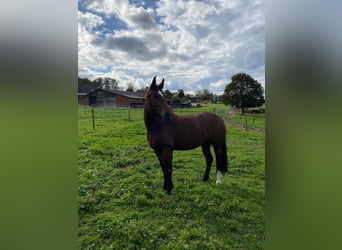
<box><xmin>201</xmin><ymin>144</ymin><xmax>213</xmax><ymax>181</ymax></box>
<box><xmin>213</xmin><ymin>143</ymin><xmax>226</xmax><ymax>184</ymax></box>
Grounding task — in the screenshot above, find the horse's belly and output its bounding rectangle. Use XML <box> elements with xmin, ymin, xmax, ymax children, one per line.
<box><xmin>173</xmin><ymin>127</ymin><xmax>204</xmax><ymax>150</ymax></box>
<box><xmin>173</xmin><ymin>137</ymin><xmax>202</xmax><ymax>150</ymax></box>
<box><xmin>174</xmin><ymin>144</ymin><xmax>200</xmax><ymax>150</ymax></box>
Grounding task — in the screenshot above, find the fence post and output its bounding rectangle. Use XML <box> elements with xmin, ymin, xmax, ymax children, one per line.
<box><xmin>128</xmin><ymin>106</ymin><xmax>131</xmax><ymax>122</ymax></box>
<box><xmin>92</xmin><ymin>108</ymin><xmax>95</xmax><ymax>130</ymax></box>
<box><xmin>245</xmin><ymin>115</ymin><xmax>247</xmax><ymax>131</ymax></box>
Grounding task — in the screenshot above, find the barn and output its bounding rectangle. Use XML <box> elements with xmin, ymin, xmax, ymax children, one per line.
<box><xmin>78</xmin><ymin>89</ymin><xmax>146</xmax><ymax>108</ymax></box>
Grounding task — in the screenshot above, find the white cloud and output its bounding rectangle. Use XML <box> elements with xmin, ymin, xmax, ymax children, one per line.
<box><xmin>78</xmin><ymin>0</ymin><xmax>265</xmax><ymax>94</ymax></box>
<box><xmin>78</xmin><ymin>11</ymin><xmax>104</xmax><ymax>32</ymax></box>
<box><xmin>86</xmin><ymin>0</ymin><xmax>157</xmax><ymax>30</ymax></box>
<box><xmin>210</xmin><ymin>77</ymin><xmax>229</xmax><ymax>90</ymax></box>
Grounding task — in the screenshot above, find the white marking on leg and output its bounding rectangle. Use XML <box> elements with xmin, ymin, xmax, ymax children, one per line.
<box><xmin>216</xmin><ymin>170</ymin><xmax>222</xmax><ymax>184</ymax></box>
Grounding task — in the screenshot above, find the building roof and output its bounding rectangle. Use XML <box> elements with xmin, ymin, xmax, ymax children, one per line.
<box><xmin>86</xmin><ymin>88</ymin><xmax>146</xmax><ymax>100</ymax></box>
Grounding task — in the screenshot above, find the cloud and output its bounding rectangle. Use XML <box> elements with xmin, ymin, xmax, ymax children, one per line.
<box><xmin>210</xmin><ymin>77</ymin><xmax>229</xmax><ymax>89</ymax></box>
<box><xmin>78</xmin><ymin>11</ymin><xmax>104</xmax><ymax>32</ymax></box>
<box><xmin>92</xmin><ymin>33</ymin><xmax>168</xmax><ymax>61</ymax></box>
<box><xmin>127</xmin><ymin>7</ymin><xmax>156</xmax><ymax>30</ymax></box>
<box><xmin>78</xmin><ymin>0</ymin><xmax>265</xmax><ymax>94</ymax></box>
<box><xmin>86</xmin><ymin>0</ymin><xmax>157</xmax><ymax>30</ymax></box>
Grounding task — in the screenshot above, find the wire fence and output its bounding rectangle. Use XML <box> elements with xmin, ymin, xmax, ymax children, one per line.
<box><xmin>78</xmin><ymin>105</ymin><xmax>265</xmax><ymax>133</ymax></box>
<box><xmin>78</xmin><ymin>105</ymin><xmax>143</xmax><ymax>130</ymax></box>
<box><xmin>213</xmin><ymin>108</ymin><xmax>265</xmax><ymax>132</ymax></box>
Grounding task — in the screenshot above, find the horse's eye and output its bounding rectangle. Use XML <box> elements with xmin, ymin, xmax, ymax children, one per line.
<box><xmin>154</xmin><ymin>94</ymin><xmax>158</xmax><ymax>98</ymax></box>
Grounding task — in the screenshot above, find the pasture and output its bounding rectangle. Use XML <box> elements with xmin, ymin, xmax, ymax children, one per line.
<box><xmin>78</xmin><ymin>104</ymin><xmax>265</xmax><ymax>249</ymax></box>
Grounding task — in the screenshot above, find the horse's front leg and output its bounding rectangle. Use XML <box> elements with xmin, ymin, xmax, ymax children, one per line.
<box><xmin>164</xmin><ymin>148</ymin><xmax>173</xmax><ymax>194</ymax></box>
<box><xmin>155</xmin><ymin>148</ymin><xmax>173</xmax><ymax>194</ymax></box>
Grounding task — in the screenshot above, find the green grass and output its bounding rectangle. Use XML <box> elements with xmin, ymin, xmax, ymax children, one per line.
<box><xmin>78</xmin><ymin>105</ymin><xmax>265</xmax><ymax>249</ymax></box>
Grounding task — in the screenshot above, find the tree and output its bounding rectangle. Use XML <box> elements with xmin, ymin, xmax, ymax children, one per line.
<box><xmin>195</xmin><ymin>89</ymin><xmax>213</xmax><ymax>101</ymax></box>
<box><xmin>78</xmin><ymin>77</ymin><xmax>102</xmax><ymax>93</ymax></box>
<box><xmin>175</xmin><ymin>89</ymin><xmax>190</xmax><ymax>103</ymax></box>
<box><xmin>171</xmin><ymin>95</ymin><xmax>181</xmax><ymax>104</ymax></box>
<box><xmin>177</xmin><ymin>89</ymin><xmax>185</xmax><ymax>99</ymax></box>
<box><xmin>212</xmin><ymin>94</ymin><xmax>221</xmax><ymax>103</ymax></box>
<box><xmin>126</xmin><ymin>82</ymin><xmax>135</xmax><ymax>92</ymax></box>
<box><xmin>136</xmin><ymin>87</ymin><xmax>149</xmax><ymax>93</ymax></box>
<box><xmin>163</xmin><ymin>89</ymin><xmax>173</xmax><ymax>100</ymax></box>
<box><xmin>222</xmin><ymin>73</ymin><xmax>265</xmax><ymax>114</ymax></box>
<box><xmin>94</xmin><ymin>77</ymin><xmax>119</xmax><ymax>90</ymax></box>
<box><xmin>202</xmin><ymin>89</ymin><xmax>213</xmax><ymax>101</ymax></box>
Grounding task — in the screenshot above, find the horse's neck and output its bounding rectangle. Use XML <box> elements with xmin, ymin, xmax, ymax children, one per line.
<box><xmin>144</xmin><ymin>110</ymin><xmax>159</xmax><ymax>130</ymax></box>
<box><xmin>144</xmin><ymin>109</ymin><xmax>172</xmax><ymax>130</ymax></box>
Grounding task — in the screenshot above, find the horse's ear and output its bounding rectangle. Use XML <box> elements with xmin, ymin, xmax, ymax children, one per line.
<box><xmin>159</xmin><ymin>78</ymin><xmax>164</xmax><ymax>90</ymax></box>
<box><xmin>150</xmin><ymin>76</ymin><xmax>157</xmax><ymax>89</ymax></box>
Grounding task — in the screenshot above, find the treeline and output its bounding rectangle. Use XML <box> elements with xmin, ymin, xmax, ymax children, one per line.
<box><xmin>163</xmin><ymin>89</ymin><xmax>221</xmax><ymax>104</ymax></box>
<box><xmin>78</xmin><ymin>77</ymin><xmax>221</xmax><ymax>104</ymax></box>
<box><xmin>78</xmin><ymin>72</ymin><xmax>265</xmax><ymax>111</ymax></box>
<box><xmin>78</xmin><ymin>77</ymin><xmax>120</xmax><ymax>93</ymax></box>
<box><xmin>78</xmin><ymin>77</ymin><xmax>151</xmax><ymax>94</ymax></box>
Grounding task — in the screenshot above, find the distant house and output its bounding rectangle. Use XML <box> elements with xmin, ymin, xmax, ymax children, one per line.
<box><xmin>78</xmin><ymin>89</ymin><xmax>146</xmax><ymax>108</ymax></box>
<box><xmin>78</xmin><ymin>92</ymin><xmax>88</xmax><ymax>99</ymax></box>
<box><xmin>170</xmin><ymin>102</ymin><xmax>192</xmax><ymax>108</ymax></box>
<box><xmin>188</xmin><ymin>96</ymin><xmax>200</xmax><ymax>104</ymax></box>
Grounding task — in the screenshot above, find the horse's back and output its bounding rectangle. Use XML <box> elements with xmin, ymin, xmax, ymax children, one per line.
<box><xmin>172</xmin><ymin>112</ymin><xmax>226</xmax><ymax>149</ymax></box>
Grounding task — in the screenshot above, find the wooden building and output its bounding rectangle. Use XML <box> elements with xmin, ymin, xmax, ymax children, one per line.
<box><xmin>78</xmin><ymin>89</ymin><xmax>145</xmax><ymax>108</ymax></box>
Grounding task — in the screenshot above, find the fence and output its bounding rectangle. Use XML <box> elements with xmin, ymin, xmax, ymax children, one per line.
<box><xmin>213</xmin><ymin>108</ymin><xmax>265</xmax><ymax>132</ymax></box>
<box><xmin>78</xmin><ymin>105</ymin><xmax>139</xmax><ymax>131</ymax></box>
<box><xmin>79</xmin><ymin>105</ymin><xmax>265</xmax><ymax>132</ymax></box>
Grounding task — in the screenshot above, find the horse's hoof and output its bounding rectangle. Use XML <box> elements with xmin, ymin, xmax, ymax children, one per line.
<box><xmin>163</xmin><ymin>186</ymin><xmax>172</xmax><ymax>195</ymax></box>
<box><xmin>216</xmin><ymin>170</ymin><xmax>223</xmax><ymax>184</ymax></box>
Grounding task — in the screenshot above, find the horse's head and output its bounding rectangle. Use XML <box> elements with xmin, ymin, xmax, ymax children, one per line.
<box><xmin>145</xmin><ymin>76</ymin><xmax>172</xmax><ymax>122</ymax></box>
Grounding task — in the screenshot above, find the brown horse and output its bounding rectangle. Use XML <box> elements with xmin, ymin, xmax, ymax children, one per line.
<box><xmin>144</xmin><ymin>76</ymin><xmax>228</xmax><ymax>194</ymax></box>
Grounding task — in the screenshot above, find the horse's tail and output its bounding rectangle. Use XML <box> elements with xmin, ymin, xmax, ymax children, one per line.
<box><xmin>218</xmin><ymin>142</ymin><xmax>228</xmax><ymax>173</ymax></box>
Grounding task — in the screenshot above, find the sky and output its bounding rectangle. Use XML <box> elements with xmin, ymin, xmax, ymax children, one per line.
<box><xmin>78</xmin><ymin>0</ymin><xmax>264</xmax><ymax>94</ymax></box>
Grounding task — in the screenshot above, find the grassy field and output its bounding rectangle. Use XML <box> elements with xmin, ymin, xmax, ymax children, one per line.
<box><xmin>78</xmin><ymin>104</ymin><xmax>265</xmax><ymax>249</ymax></box>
